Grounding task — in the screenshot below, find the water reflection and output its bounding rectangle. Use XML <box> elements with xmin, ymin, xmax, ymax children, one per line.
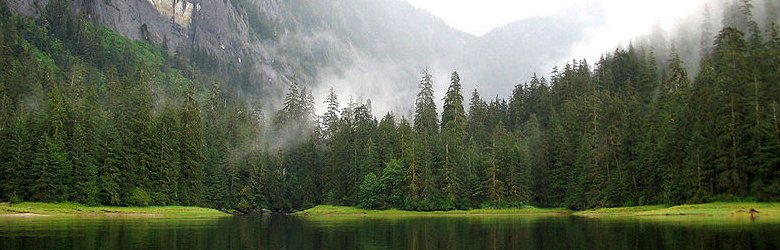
<box><xmin>1</xmin><ymin>215</ymin><xmax>779</xmax><ymax>249</ymax></box>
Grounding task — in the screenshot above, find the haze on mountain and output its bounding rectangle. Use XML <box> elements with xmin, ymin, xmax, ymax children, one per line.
<box><xmin>5</xmin><ymin>0</ymin><xmax>735</xmax><ymax>116</ymax></box>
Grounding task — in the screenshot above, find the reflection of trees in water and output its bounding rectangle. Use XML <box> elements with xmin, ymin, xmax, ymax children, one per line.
<box><xmin>1</xmin><ymin>217</ymin><xmax>779</xmax><ymax>249</ymax></box>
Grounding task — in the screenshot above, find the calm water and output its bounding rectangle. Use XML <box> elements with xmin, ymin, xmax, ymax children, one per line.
<box><xmin>1</xmin><ymin>215</ymin><xmax>779</xmax><ymax>249</ymax></box>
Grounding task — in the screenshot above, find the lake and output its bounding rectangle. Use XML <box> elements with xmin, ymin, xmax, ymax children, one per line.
<box><xmin>2</xmin><ymin>215</ymin><xmax>779</xmax><ymax>249</ymax></box>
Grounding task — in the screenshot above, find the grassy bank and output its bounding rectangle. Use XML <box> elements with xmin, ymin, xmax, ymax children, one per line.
<box><xmin>0</xmin><ymin>202</ymin><xmax>231</xmax><ymax>218</ymax></box>
<box><xmin>574</xmin><ymin>202</ymin><xmax>780</xmax><ymax>218</ymax></box>
<box><xmin>293</xmin><ymin>205</ymin><xmax>570</xmax><ymax>217</ymax></box>
<box><xmin>296</xmin><ymin>202</ymin><xmax>780</xmax><ymax>220</ymax></box>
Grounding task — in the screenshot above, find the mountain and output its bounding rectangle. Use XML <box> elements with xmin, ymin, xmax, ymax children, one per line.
<box><xmin>4</xmin><ymin>0</ymin><xmax>591</xmax><ymax>113</ymax></box>
<box><xmin>457</xmin><ymin>11</ymin><xmax>597</xmax><ymax>97</ymax></box>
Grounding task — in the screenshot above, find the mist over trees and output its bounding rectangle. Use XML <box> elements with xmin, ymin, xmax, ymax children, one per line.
<box><xmin>1</xmin><ymin>0</ymin><xmax>779</xmax><ymax>212</ymax></box>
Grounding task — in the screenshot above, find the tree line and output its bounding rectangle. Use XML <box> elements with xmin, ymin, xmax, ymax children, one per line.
<box><xmin>1</xmin><ymin>0</ymin><xmax>778</xmax><ymax>212</ymax></box>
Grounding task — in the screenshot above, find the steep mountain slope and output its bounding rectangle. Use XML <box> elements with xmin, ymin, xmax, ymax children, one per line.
<box><xmin>3</xmin><ymin>0</ymin><xmax>589</xmax><ymax>112</ymax></box>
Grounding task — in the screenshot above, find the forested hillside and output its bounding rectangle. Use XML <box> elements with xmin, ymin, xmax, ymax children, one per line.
<box><xmin>1</xmin><ymin>0</ymin><xmax>779</xmax><ymax>212</ymax></box>
<box><xmin>0</xmin><ymin>0</ymin><xmax>268</xmax><ymax>208</ymax></box>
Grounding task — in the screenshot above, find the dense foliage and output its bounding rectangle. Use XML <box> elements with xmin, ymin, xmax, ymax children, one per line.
<box><xmin>1</xmin><ymin>0</ymin><xmax>778</xmax><ymax>212</ymax></box>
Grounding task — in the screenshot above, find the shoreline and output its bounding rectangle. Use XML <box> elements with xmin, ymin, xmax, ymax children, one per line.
<box><xmin>573</xmin><ymin>202</ymin><xmax>779</xmax><ymax>218</ymax></box>
<box><xmin>0</xmin><ymin>202</ymin><xmax>231</xmax><ymax>218</ymax></box>
<box><xmin>295</xmin><ymin>202</ymin><xmax>780</xmax><ymax>219</ymax></box>
<box><xmin>4</xmin><ymin>202</ymin><xmax>777</xmax><ymax>219</ymax></box>
<box><xmin>293</xmin><ymin>205</ymin><xmax>570</xmax><ymax>217</ymax></box>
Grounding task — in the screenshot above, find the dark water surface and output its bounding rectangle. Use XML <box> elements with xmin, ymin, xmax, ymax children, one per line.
<box><xmin>2</xmin><ymin>215</ymin><xmax>779</xmax><ymax>249</ymax></box>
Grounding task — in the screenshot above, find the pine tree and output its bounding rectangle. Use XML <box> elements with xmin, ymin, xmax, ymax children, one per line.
<box><xmin>506</xmin><ymin>130</ymin><xmax>531</xmax><ymax>204</ymax></box>
<box><xmin>70</xmin><ymin>84</ymin><xmax>100</xmax><ymax>205</ymax></box>
<box><xmin>154</xmin><ymin>106</ymin><xmax>182</xmax><ymax>205</ymax></box>
<box><xmin>380</xmin><ymin>159</ymin><xmax>406</xmax><ymax>208</ymax></box>
<box><xmin>508</xmin><ymin>82</ymin><xmax>528</xmax><ymax>131</ymax></box>
<box><xmin>712</xmin><ymin>27</ymin><xmax>751</xmax><ymax>197</ymax></box>
<box><xmin>441</xmin><ymin>71</ymin><xmax>467</xmax><ymax>135</ymax></box>
<box><xmin>398</xmin><ymin>117</ymin><xmax>421</xmax><ymax>208</ymax></box>
<box><xmin>376</xmin><ymin>113</ymin><xmax>400</xmax><ymax>163</ymax></box>
<box><xmin>357</xmin><ymin>172</ymin><xmax>381</xmax><ymax>209</ymax></box>
<box><xmin>322</xmin><ymin>87</ymin><xmax>340</xmax><ymax>141</ymax></box>
<box><xmin>462</xmin><ymin>137</ymin><xmax>485</xmax><ymax>208</ymax></box>
<box><xmin>2</xmin><ymin>115</ymin><xmax>35</xmax><ymax>201</ymax></box>
<box><xmin>524</xmin><ymin>114</ymin><xmax>548</xmax><ymax>205</ymax></box>
<box><xmin>180</xmin><ymin>85</ymin><xmax>206</xmax><ymax>205</ymax></box>
<box><xmin>98</xmin><ymin>116</ymin><xmax>123</xmax><ymax>206</ymax></box>
<box><xmin>688</xmin><ymin>58</ymin><xmax>718</xmax><ymax>202</ymax></box>
<box><xmin>412</xmin><ymin>68</ymin><xmax>439</xmax><ymax>209</ymax></box>
<box><xmin>659</xmin><ymin>53</ymin><xmax>695</xmax><ymax>204</ymax></box>
<box><xmin>326</xmin><ymin>108</ymin><xmax>354</xmax><ymax>204</ymax></box>
<box><xmin>440</xmin><ymin>71</ymin><xmax>467</xmax><ymax>207</ymax></box>
<box><xmin>32</xmin><ymin>86</ymin><xmax>73</xmax><ymax>202</ymax></box>
<box><xmin>467</xmin><ymin>89</ymin><xmax>490</xmax><ymax>147</ymax></box>
<box><xmin>545</xmin><ymin>110</ymin><xmax>572</xmax><ymax>207</ymax></box>
<box><xmin>203</xmin><ymin>81</ymin><xmax>231</xmax><ymax>208</ymax></box>
<box><xmin>415</xmin><ymin>68</ymin><xmax>438</xmax><ymax>137</ymax></box>
<box><xmin>486</xmin><ymin>124</ymin><xmax>508</xmax><ymax>205</ymax></box>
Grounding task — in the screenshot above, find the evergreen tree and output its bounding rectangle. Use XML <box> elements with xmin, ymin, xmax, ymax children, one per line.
<box><xmin>659</xmin><ymin>53</ymin><xmax>695</xmax><ymax>204</ymax></box>
<box><xmin>380</xmin><ymin>159</ymin><xmax>406</xmax><ymax>208</ymax></box>
<box><xmin>322</xmin><ymin>87</ymin><xmax>340</xmax><ymax>141</ymax></box>
<box><xmin>415</xmin><ymin>68</ymin><xmax>438</xmax><ymax>137</ymax></box>
<box><xmin>70</xmin><ymin>84</ymin><xmax>100</xmax><ymax>205</ymax></box>
<box><xmin>411</xmin><ymin>68</ymin><xmax>439</xmax><ymax>209</ymax></box>
<box><xmin>180</xmin><ymin>85</ymin><xmax>206</xmax><ymax>205</ymax></box>
<box><xmin>357</xmin><ymin>172</ymin><xmax>381</xmax><ymax>209</ymax></box>
<box><xmin>508</xmin><ymin>82</ymin><xmax>528</xmax><ymax>131</ymax></box>
<box><xmin>32</xmin><ymin>86</ymin><xmax>73</xmax><ymax>202</ymax></box>
<box><xmin>153</xmin><ymin>106</ymin><xmax>182</xmax><ymax>205</ymax></box>
<box><xmin>711</xmin><ymin>27</ymin><xmax>751</xmax><ymax>197</ymax></box>
<box><xmin>467</xmin><ymin>89</ymin><xmax>490</xmax><ymax>147</ymax></box>
<box><xmin>440</xmin><ymin>71</ymin><xmax>467</xmax><ymax>208</ymax></box>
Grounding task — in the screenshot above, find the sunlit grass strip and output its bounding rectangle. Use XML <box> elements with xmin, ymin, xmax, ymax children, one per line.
<box><xmin>293</xmin><ymin>205</ymin><xmax>570</xmax><ymax>216</ymax></box>
<box><xmin>637</xmin><ymin>202</ymin><xmax>780</xmax><ymax>217</ymax></box>
<box><xmin>574</xmin><ymin>202</ymin><xmax>780</xmax><ymax>217</ymax></box>
<box><xmin>0</xmin><ymin>202</ymin><xmax>231</xmax><ymax>218</ymax></box>
<box><xmin>573</xmin><ymin>205</ymin><xmax>670</xmax><ymax>217</ymax></box>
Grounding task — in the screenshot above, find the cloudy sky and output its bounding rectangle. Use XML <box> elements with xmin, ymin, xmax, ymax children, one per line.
<box><xmin>405</xmin><ymin>0</ymin><xmax>709</xmax><ymax>60</ymax></box>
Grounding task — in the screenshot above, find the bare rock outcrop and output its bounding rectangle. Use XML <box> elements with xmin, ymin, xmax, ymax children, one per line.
<box><xmin>6</xmin><ymin>0</ymin><xmax>291</xmax><ymax>97</ymax></box>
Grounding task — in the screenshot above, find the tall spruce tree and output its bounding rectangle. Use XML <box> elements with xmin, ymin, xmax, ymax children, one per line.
<box><xmin>440</xmin><ymin>71</ymin><xmax>467</xmax><ymax>208</ymax></box>
<box><xmin>180</xmin><ymin>85</ymin><xmax>206</xmax><ymax>205</ymax></box>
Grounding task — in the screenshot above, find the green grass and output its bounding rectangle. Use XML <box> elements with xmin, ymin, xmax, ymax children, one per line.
<box><xmin>573</xmin><ymin>205</ymin><xmax>670</xmax><ymax>217</ymax></box>
<box><xmin>0</xmin><ymin>202</ymin><xmax>231</xmax><ymax>218</ymax></box>
<box><xmin>293</xmin><ymin>205</ymin><xmax>570</xmax><ymax>217</ymax></box>
<box><xmin>574</xmin><ymin>202</ymin><xmax>780</xmax><ymax>218</ymax></box>
<box><xmin>636</xmin><ymin>202</ymin><xmax>780</xmax><ymax>217</ymax></box>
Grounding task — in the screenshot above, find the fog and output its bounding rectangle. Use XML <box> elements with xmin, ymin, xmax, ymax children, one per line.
<box><xmin>262</xmin><ymin>0</ymin><xmax>779</xmax><ymax>122</ymax></box>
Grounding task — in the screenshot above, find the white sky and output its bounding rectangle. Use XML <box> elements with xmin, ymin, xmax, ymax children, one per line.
<box><xmin>405</xmin><ymin>0</ymin><xmax>710</xmax><ymax>61</ymax></box>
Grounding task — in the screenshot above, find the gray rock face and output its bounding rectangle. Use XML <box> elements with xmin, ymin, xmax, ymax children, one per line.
<box><xmin>5</xmin><ymin>0</ymin><xmax>44</xmax><ymax>16</ymax></box>
<box><xmin>6</xmin><ymin>0</ymin><xmax>290</xmax><ymax>95</ymax></box>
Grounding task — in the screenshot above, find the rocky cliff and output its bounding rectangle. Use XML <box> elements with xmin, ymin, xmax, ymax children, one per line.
<box><xmin>3</xmin><ymin>0</ymin><xmax>589</xmax><ymax>112</ymax></box>
<box><xmin>4</xmin><ymin>0</ymin><xmax>472</xmax><ymax>109</ymax></box>
<box><xmin>6</xmin><ymin>0</ymin><xmax>291</xmax><ymax>97</ymax></box>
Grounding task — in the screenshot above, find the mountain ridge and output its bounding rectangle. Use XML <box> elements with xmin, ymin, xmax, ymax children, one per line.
<box><xmin>4</xmin><ymin>0</ymin><xmax>587</xmax><ymax>113</ymax></box>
